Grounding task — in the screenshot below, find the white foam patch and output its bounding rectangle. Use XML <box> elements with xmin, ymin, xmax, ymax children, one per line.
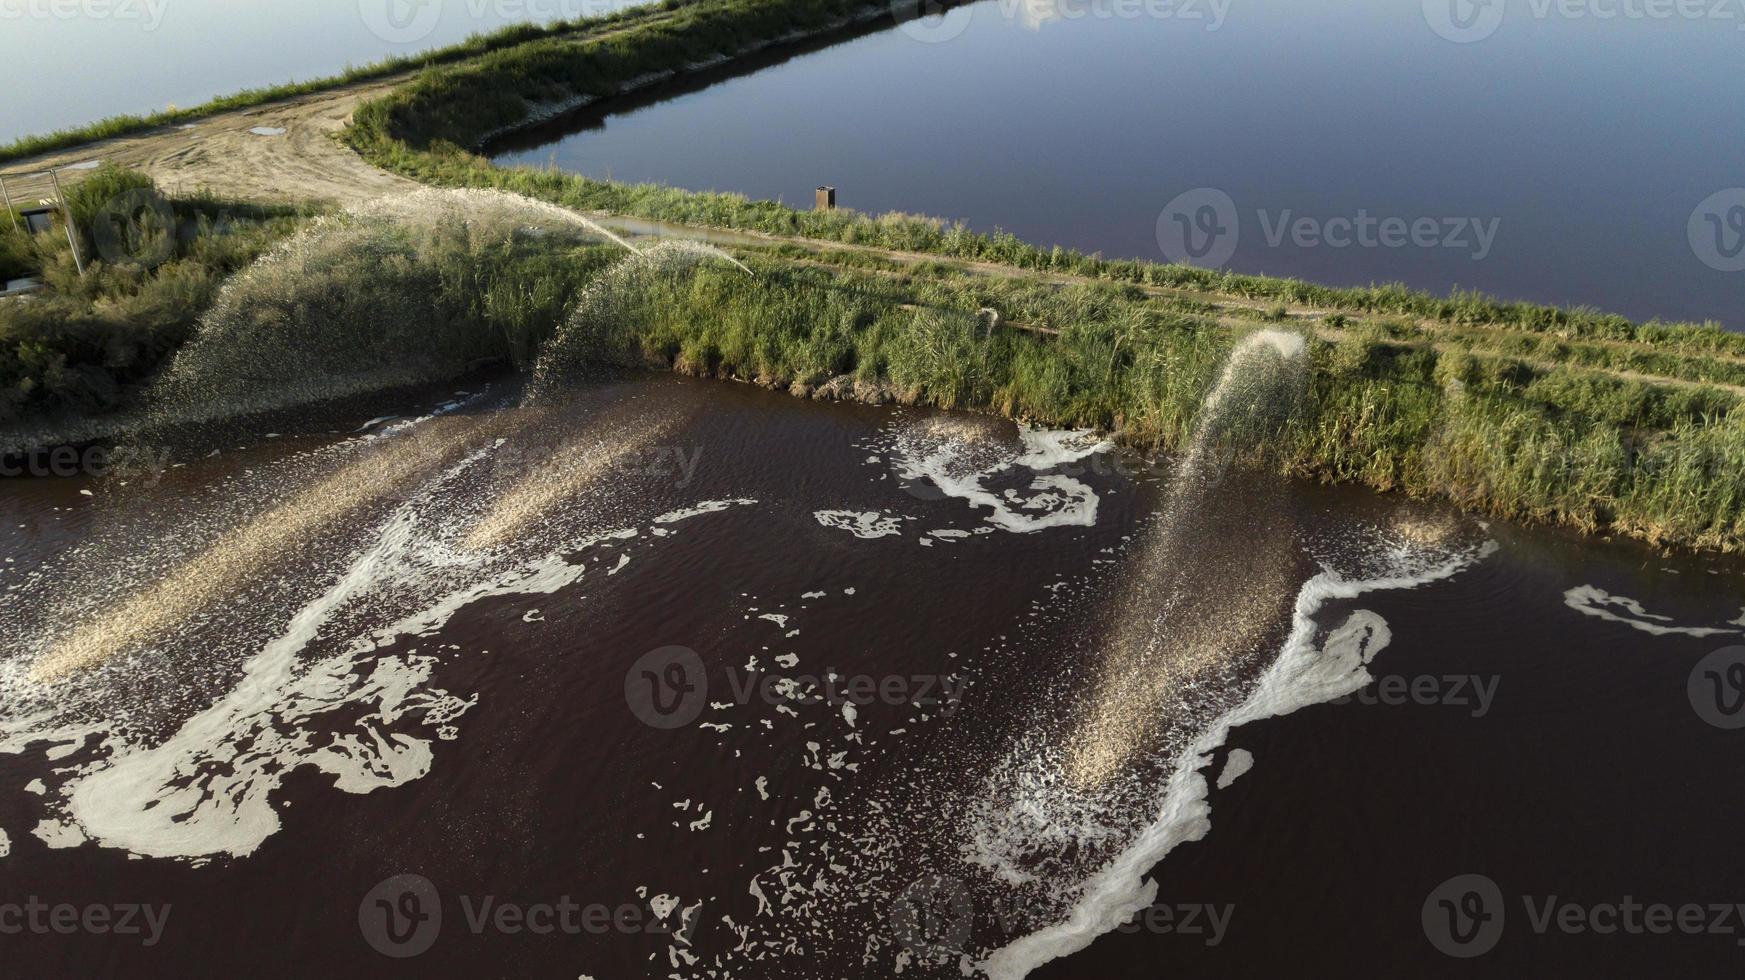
<box><xmin>814</xmin><ymin>510</ymin><xmax>902</xmax><ymax>539</ymax></box>
<box><xmin>657</xmin><ymin>499</ymin><xmax>757</xmax><ymax>524</ymax></box>
<box><xmin>1214</xmin><ymin>748</ymin><xmax>1252</xmax><ymax>790</ymax></box>
<box><xmin>32</xmin><ymin>817</ymin><xmax>83</xmax><ymax>849</ymax></box>
<box><xmin>887</xmin><ymin>421</ymin><xmax>1110</xmax><ymax>534</ymax></box>
<box><xmin>1563</xmin><ymin>585</ymin><xmax>1742</xmax><ymax>638</ymax></box>
<box><xmin>58</xmin><ymin>505</ymin><xmax>481</xmax><ymax>859</ymax></box>
<box><xmin>980</xmin><ymin>540</ymin><xmax>1492</xmax><ymax>978</ymax></box>
<box><xmin>1013</xmin><ymin>428</ymin><xmax>1111</xmax><ymax>470</ymax></box>
<box><xmin>0</xmin><ymin>827</ymin><xmax>9</xmax><ymax>857</ymax></box>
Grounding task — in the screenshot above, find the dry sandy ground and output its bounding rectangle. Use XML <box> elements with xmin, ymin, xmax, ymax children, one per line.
<box><xmin>0</xmin><ymin>5</ymin><xmax>703</xmax><ymax>206</ymax></box>
<box><xmin>0</xmin><ymin>78</ymin><xmax>417</xmax><ymax>208</ymax></box>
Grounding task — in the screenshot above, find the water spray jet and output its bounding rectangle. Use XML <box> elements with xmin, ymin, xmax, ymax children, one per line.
<box><xmin>29</xmin><ymin>412</ymin><xmax>503</xmax><ymax>681</ymax></box>
<box><xmin>1061</xmin><ymin>328</ymin><xmax>1308</xmax><ymax>788</ymax></box>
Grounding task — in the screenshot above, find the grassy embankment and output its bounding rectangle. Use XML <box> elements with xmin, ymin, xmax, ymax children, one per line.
<box><xmin>0</xmin><ymin>168</ymin><xmax>633</xmax><ymax>426</ymax></box>
<box><xmin>0</xmin><ymin>167</ymin><xmax>310</xmax><ymax>421</ymax></box>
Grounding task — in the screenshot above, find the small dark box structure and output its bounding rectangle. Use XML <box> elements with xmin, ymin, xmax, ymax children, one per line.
<box><xmin>20</xmin><ymin>206</ymin><xmax>55</xmax><ymax>236</ymax></box>
<box><xmin>815</xmin><ymin>185</ymin><xmax>836</xmax><ymax>211</ymax></box>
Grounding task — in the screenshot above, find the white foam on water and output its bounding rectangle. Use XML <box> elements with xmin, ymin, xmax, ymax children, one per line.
<box><xmin>814</xmin><ymin>510</ymin><xmax>903</xmax><ymax>539</ymax></box>
<box><xmin>650</xmin><ymin>592</ymin><xmax>955</xmax><ymax>975</ymax></box>
<box><xmin>979</xmin><ymin>539</ymin><xmax>1493</xmax><ymax>979</ymax></box>
<box><xmin>1013</xmin><ymin>429</ymin><xmax>1112</xmax><ymax>470</ymax></box>
<box><xmin>886</xmin><ymin>420</ymin><xmax>1110</xmax><ymax>533</ymax></box>
<box><xmin>50</xmin><ymin>504</ymin><xmax>748</xmax><ymax>860</ymax></box>
<box><xmin>0</xmin><ymin>827</ymin><xmax>9</xmax><ymax>858</ymax></box>
<box><xmin>1214</xmin><ymin>748</ymin><xmax>1252</xmax><ymax>790</ymax></box>
<box><xmin>59</xmin><ymin>504</ymin><xmax>473</xmax><ymax>859</ymax></box>
<box><xmin>32</xmin><ymin>817</ymin><xmax>83</xmax><ymax>849</ymax></box>
<box><xmin>1563</xmin><ymin>585</ymin><xmax>1742</xmax><ymax>638</ymax></box>
<box><xmin>657</xmin><ymin>499</ymin><xmax>758</xmax><ymax>524</ymax></box>
<box><xmin>2</xmin><ymin>407</ymin><xmax>760</xmax><ymax>860</ymax></box>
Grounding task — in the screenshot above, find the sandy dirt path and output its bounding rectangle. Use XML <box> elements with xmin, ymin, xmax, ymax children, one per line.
<box><xmin>1</xmin><ymin>78</ymin><xmax>417</xmax><ymax>208</ymax></box>
<box><xmin>0</xmin><ymin>2</ymin><xmax>716</xmax><ymax>206</ymax></box>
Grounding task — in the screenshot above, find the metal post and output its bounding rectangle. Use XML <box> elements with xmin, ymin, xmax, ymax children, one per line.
<box><xmin>48</xmin><ymin>169</ymin><xmax>84</xmax><ymax>277</ymax></box>
<box><xmin>0</xmin><ymin>175</ymin><xmax>16</xmax><ymax>234</ymax></box>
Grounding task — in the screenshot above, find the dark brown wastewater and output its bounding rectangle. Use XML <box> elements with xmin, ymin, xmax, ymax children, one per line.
<box><xmin>1</xmin><ymin>374</ymin><xmax>1742</xmax><ymax>978</ymax></box>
